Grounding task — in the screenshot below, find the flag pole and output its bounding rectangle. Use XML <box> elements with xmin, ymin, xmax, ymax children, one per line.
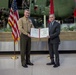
<box><xmin>11</xmin><ymin>41</ymin><xmax>18</xmax><ymax>59</ymax></box>
<box><xmin>44</xmin><ymin>15</ymin><xmax>46</xmax><ymax>28</ymax></box>
<box><xmin>8</xmin><ymin>0</ymin><xmax>19</xmax><ymax>59</ymax></box>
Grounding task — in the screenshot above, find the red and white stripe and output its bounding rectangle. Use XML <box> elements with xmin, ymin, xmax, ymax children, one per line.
<box><xmin>8</xmin><ymin>8</ymin><xmax>20</xmax><ymax>42</ymax></box>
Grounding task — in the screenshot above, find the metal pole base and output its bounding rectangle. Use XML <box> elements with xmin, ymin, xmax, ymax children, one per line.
<box><xmin>11</xmin><ymin>55</ymin><xmax>18</xmax><ymax>60</ymax></box>
<box><xmin>47</xmin><ymin>55</ymin><xmax>50</xmax><ymax>58</ymax></box>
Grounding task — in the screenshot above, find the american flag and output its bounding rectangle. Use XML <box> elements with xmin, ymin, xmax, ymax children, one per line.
<box><xmin>8</xmin><ymin>0</ymin><xmax>20</xmax><ymax>42</ymax></box>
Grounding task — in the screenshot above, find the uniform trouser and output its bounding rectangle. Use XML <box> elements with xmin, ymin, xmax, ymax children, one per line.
<box><xmin>48</xmin><ymin>42</ymin><xmax>60</xmax><ymax>65</ymax></box>
<box><xmin>20</xmin><ymin>33</ymin><xmax>31</xmax><ymax>65</ymax></box>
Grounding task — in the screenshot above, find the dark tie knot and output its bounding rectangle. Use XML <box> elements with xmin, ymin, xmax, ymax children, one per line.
<box><xmin>50</xmin><ymin>23</ymin><xmax>52</xmax><ymax>25</ymax></box>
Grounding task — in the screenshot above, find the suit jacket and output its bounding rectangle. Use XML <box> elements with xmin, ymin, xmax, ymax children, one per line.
<box><xmin>48</xmin><ymin>21</ymin><xmax>60</xmax><ymax>43</ymax></box>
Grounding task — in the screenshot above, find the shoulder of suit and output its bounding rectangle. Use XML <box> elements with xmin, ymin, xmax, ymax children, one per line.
<box><xmin>55</xmin><ymin>21</ymin><xmax>60</xmax><ymax>25</ymax></box>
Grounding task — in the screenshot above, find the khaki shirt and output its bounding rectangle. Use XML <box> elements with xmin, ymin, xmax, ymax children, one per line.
<box><xmin>18</xmin><ymin>16</ymin><xmax>34</xmax><ymax>35</ymax></box>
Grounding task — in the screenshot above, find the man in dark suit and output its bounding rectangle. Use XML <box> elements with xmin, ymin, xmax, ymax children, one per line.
<box><xmin>46</xmin><ymin>14</ymin><xmax>60</xmax><ymax>68</ymax></box>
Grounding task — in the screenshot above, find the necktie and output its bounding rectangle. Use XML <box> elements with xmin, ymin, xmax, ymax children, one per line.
<box><xmin>49</xmin><ymin>23</ymin><xmax>52</xmax><ymax>29</ymax></box>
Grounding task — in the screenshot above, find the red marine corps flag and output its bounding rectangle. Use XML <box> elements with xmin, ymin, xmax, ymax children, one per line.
<box><xmin>74</xmin><ymin>0</ymin><xmax>76</xmax><ymax>23</ymax></box>
<box><xmin>48</xmin><ymin>0</ymin><xmax>54</xmax><ymax>23</ymax></box>
<box><xmin>74</xmin><ymin>0</ymin><xmax>76</xmax><ymax>18</ymax></box>
<box><xmin>74</xmin><ymin>9</ymin><xmax>76</xmax><ymax>18</ymax></box>
<box><xmin>50</xmin><ymin>0</ymin><xmax>54</xmax><ymax>14</ymax></box>
<box><xmin>8</xmin><ymin>0</ymin><xmax>20</xmax><ymax>42</ymax></box>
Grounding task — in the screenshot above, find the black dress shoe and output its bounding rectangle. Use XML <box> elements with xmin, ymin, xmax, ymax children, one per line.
<box><xmin>53</xmin><ymin>64</ymin><xmax>60</xmax><ymax>68</ymax></box>
<box><xmin>22</xmin><ymin>64</ymin><xmax>28</xmax><ymax>68</ymax></box>
<box><xmin>26</xmin><ymin>62</ymin><xmax>34</xmax><ymax>65</ymax></box>
<box><xmin>46</xmin><ymin>62</ymin><xmax>55</xmax><ymax>65</ymax></box>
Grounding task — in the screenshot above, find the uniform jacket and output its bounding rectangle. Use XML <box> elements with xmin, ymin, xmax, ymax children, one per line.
<box><xmin>18</xmin><ymin>16</ymin><xmax>34</xmax><ymax>35</ymax></box>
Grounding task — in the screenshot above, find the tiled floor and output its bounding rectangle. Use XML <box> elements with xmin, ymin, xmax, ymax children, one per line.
<box><xmin>0</xmin><ymin>54</ymin><xmax>76</xmax><ymax>75</ymax></box>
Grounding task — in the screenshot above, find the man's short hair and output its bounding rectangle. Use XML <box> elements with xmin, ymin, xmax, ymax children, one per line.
<box><xmin>24</xmin><ymin>8</ymin><xmax>29</xmax><ymax>11</ymax></box>
<box><xmin>49</xmin><ymin>14</ymin><xmax>55</xmax><ymax>18</ymax></box>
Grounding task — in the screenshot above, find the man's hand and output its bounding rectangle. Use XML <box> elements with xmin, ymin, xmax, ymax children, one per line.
<box><xmin>27</xmin><ymin>34</ymin><xmax>31</xmax><ymax>37</ymax></box>
<box><xmin>47</xmin><ymin>36</ymin><xmax>50</xmax><ymax>38</ymax></box>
